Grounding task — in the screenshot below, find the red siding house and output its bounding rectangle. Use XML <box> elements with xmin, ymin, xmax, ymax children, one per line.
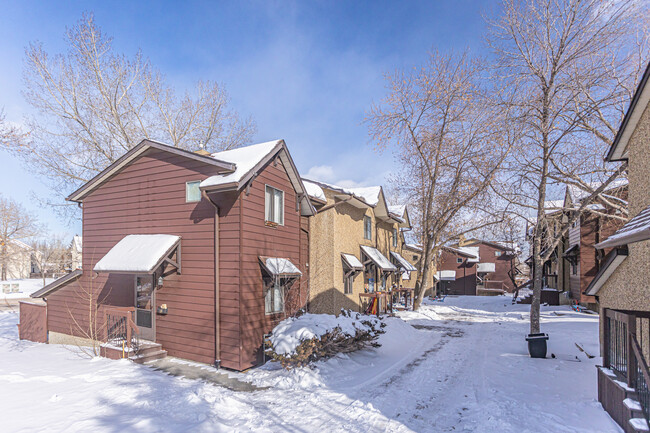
<box><xmin>29</xmin><ymin>139</ymin><xmax>315</xmax><ymax>371</ymax></box>
<box><xmin>437</xmin><ymin>239</ymin><xmax>518</xmax><ymax>296</ymax></box>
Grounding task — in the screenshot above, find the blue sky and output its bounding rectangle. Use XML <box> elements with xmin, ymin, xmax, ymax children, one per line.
<box><xmin>0</xmin><ymin>0</ymin><xmax>497</xmax><ymax>238</ymax></box>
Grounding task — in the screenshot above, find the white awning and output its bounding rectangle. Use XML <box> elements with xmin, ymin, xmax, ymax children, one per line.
<box><xmin>584</xmin><ymin>247</ymin><xmax>628</xmax><ymax>296</ymax></box>
<box><xmin>390</xmin><ymin>251</ymin><xmax>417</xmax><ymax>272</ymax></box>
<box><xmin>260</xmin><ymin>257</ymin><xmax>302</xmax><ymax>277</ymax></box>
<box><xmin>477</xmin><ymin>263</ymin><xmax>496</xmax><ymax>273</ymax></box>
<box><xmin>93</xmin><ymin>235</ymin><xmax>181</xmax><ymax>274</ymax></box>
<box><xmin>435</xmin><ymin>270</ymin><xmax>456</xmax><ymax>281</ymax></box>
<box><xmin>342</xmin><ymin>253</ymin><xmax>364</xmax><ymax>271</ymax></box>
<box><xmin>360</xmin><ymin>246</ymin><xmax>397</xmax><ymax>272</ymax></box>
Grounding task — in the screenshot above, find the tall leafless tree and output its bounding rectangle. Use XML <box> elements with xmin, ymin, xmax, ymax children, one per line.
<box><xmin>487</xmin><ymin>0</ymin><xmax>649</xmax><ymax>334</ymax></box>
<box><xmin>367</xmin><ymin>51</ymin><xmax>517</xmax><ymax>310</ymax></box>
<box><xmin>30</xmin><ymin>236</ymin><xmax>68</xmax><ymax>286</ymax></box>
<box><xmin>0</xmin><ymin>196</ymin><xmax>40</xmax><ymax>280</ymax></box>
<box><xmin>2</xmin><ymin>13</ymin><xmax>256</xmax><ymax>220</ymax></box>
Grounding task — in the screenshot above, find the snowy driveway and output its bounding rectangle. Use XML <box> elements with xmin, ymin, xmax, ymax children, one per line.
<box><xmin>0</xmin><ymin>297</ymin><xmax>620</xmax><ymax>432</ymax></box>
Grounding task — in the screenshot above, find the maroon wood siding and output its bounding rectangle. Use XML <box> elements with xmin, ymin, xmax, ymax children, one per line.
<box><xmin>47</xmin><ymin>148</ymin><xmax>218</xmax><ymax>365</ymax></box>
<box><xmin>236</xmin><ymin>157</ymin><xmax>308</xmax><ymax>370</ymax></box>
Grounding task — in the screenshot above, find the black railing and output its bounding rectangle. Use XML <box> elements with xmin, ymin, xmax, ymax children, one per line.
<box><xmin>606</xmin><ymin>315</ymin><xmax>628</xmax><ymax>378</ymax></box>
<box><xmin>104</xmin><ymin>307</ymin><xmax>140</xmax><ymax>356</ymax></box>
<box><xmin>631</xmin><ymin>335</ymin><xmax>650</xmax><ymax>424</ymax></box>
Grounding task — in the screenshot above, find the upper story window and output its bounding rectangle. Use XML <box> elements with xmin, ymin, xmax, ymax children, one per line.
<box><xmin>186</xmin><ymin>181</ymin><xmax>201</xmax><ymax>203</ymax></box>
<box><xmin>364</xmin><ymin>216</ymin><xmax>372</xmax><ymax>240</ymax></box>
<box><xmin>457</xmin><ymin>257</ymin><xmax>463</xmax><ymax>264</ymax></box>
<box><xmin>265</xmin><ymin>185</ymin><xmax>284</xmax><ymax>225</ymax></box>
<box><xmin>495</xmin><ymin>251</ymin><xmax>502</xmax><ymax>257</ymax></box>
<box><xmin>392</xmin><ymin>228</ymin><xmax>398</xmax><ymax>247</ymax></box>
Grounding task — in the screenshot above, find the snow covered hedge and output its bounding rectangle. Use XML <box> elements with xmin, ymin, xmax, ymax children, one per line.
<box><xmin>265</xmin><ymin>310</ymin><xmax>386</xmax><ymax>369</ymax></box>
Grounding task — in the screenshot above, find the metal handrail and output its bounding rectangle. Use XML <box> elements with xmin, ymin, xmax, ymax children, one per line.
<box><xmin>631</xmin><ymin>335</ymin><xmax>650</xmax><ymax>424</ymax></box>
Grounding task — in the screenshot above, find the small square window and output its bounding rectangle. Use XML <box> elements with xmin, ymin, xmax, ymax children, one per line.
<box><xmin>186</xmin><ymin>181</ymin><xmax>201</xmax><ymax>203</ymax></box>
<box><xmin>457</xmin><ymin>257</ymin><xmax>463</xmax><ymax>264</ymax></box>
<box><xmin>495</xmin><ymin>251</ymin><xmax>502</xmax><ymax>257</ymax></box>
<box><xmin>265</xmin><ymin>185</ymin><xmax>284</xmax><ymax>225</ymax></box>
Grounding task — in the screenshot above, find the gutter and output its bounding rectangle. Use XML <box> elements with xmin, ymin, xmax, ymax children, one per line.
<box><xmin>202</xmin><ymin>190</ymin><xmax>221</xmax><ymax>368</ymax></box>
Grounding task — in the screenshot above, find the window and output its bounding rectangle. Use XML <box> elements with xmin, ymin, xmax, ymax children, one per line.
<box><xmin>413</xmin><ymin>255</ymin><xmax>418</xmax><ymax>262</ymax></box>
<box><xmin>392</xmin><ymin>228</ymin><xmax>398</xmax><ymax>247</ymax></box>
<box><xmin>265</xmin><ymin>279</ymin><xmax>285</xmax><ymax>314</ymax></box>
<box><xmin>265</xmin><ymin>185</ymin><xmax>284</xmax><ymax>225</ymax></box>
<box><xmin>344</xmin><ymin>273</ymin><xmax>354</xmax><ymax>294</ymax></box>
<box><xmin>186</xmin><ymin>181</ymin><xmax>201</xmax><ymax>203</ymax></box>
<box><xmin>571</xmin><ymin>261</ymin><xmax>578</xmax><ymax>275</ymax></box>
<box><xmin>457</xmin><ymin>257</ymin><xmax>463</xmax><ymax>264</ymax></box>
<box><xmin>495</xmin><ymin>251</ymin><xmax>502</xmax><ymax>257</ymax></box>
<box><xmin>364</xmin><ymin>216</ymin><xmax>372</xmax><ymax>240</ymax></box>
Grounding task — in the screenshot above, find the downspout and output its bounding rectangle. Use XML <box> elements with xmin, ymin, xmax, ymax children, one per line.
<box><xmin>202</xmin><ymin>190</ymin><xmax>221</xmax><ymax>368</ymax></box>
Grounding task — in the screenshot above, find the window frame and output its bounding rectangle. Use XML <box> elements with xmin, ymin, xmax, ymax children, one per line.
<box><xmin>456</xmin><ymin>257</ymin><xmax>463</xmax><ymax>264</ymax></box>
<box><xmin>495</xmin><ymin>251</ymin><xmax>502</xmax><ymax>257</ymax></box>
<box><xmin>265</xmin><ymin>185</ymin><xmax>285</xmax><ymax>226</ymax></box>
<box><xmin>363</xmin><ymin>216</ymin><xmax>372</xmax><ymax>240</ymax></box>
<box><xmin>392</xmin><ymin>228</ymin><xmax>398</xmax><ymax>248</ymax></box>
<box><xmin>344</xmin><ymin>272</ymin><xmax>355</xmax><ymax>295</ymax></box>
<box><xmin>265</xmin><ymin>277</ymin><xmax>285</xmax><ymax>315</ymax></box>
<box><xmin>185</xmin><ymin>180</ymin><xmax>202</xmax><ymax>203</ymax></box>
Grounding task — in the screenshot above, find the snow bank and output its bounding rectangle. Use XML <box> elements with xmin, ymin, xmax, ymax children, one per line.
<box><xmin>269</xmin><ymin>312</ymin><xmax>382</xmax><ymax>356</ymax></box>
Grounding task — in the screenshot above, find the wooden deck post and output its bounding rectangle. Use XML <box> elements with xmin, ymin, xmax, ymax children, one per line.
<box><xmin>628</xmin><ymin>313</ymin><xmax>637</xmax><ymax>388</ymax></box>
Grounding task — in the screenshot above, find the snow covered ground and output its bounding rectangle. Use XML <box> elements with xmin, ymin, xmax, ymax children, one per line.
<box><xmin>0</xmin><ymin>296</ymin><xmax>620</xmax><ymax>432</ymax></box>
<box><xmin>1</xmin><ymin>278</ymin><xmax>54</xmax><ymax>300</ymax></box>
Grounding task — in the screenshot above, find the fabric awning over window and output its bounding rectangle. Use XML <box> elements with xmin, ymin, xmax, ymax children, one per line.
<box><xmin>390</xmin><ymin>251</ymin><xmax>417</xmax><ymax>272</ymax></box>
<box><xmin>360</xmin><ymin>246</ymin><xmax>397</xmax><ymax>272</ymax></box>
<box><xmin>93</xmin><ymin>234</ymin><xmax>181</xmax><ymax>274</ymax></box>
<box><xmin>596</xmin><ymin>205</ymin><xmax>650</xmax><ymax>249</ymax></box>
<box><xmin>259</xmin><ymin>257</ymin><xmax>302</xmax><ymax>277</ymax></box>
<box><xmin>341</xmin><ymin>253</ymin><xmax>364</xmax><ymax>271</ymax></box>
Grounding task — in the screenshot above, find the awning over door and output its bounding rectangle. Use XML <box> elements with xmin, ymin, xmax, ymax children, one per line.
<box><xmin>360</xmin><ymin>246</ymin><xmax>397</xmax><ymax>272</ymax></box>
<box><xmin>93</xmin><ymin>234</ymin><xmax>181</xmax><ymax>274</ymax></box>
<box><xmin>341</xmin><ymin>253</ymin><xmax>364</xmax><ymax>271</ymax></box>
<box><xmin>259</xmin><ymin>257</ymin><xmax>302</xmax><ymax>277</ymax></box>
<box><xmin>390</xmin><ymin>251</ymin><xmax>417</xmax><ymax>272</ymax></box>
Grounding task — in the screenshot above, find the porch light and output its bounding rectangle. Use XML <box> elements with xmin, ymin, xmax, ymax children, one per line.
<box><xmin>158</xmin><ymin>275</ymin><xmax>164</xmax><ymax>287</ymax></box>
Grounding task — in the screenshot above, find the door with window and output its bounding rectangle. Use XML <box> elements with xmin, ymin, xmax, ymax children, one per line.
<box><xmin>135</xmin><ymin>275</ymin><xmax>155</xmax><ymax>340</ymax></box>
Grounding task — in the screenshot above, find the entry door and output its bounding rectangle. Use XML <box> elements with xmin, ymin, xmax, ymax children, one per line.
<box><xmin>135</xmin><ymin>275</ymin><xmax>155</xmax><ymax>341</ymax></box>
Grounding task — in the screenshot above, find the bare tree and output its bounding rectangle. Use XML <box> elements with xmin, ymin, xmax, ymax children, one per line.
<box><xmin>2</xmin><ymin>13</ymin><xmax>255</xmax><ymax>220</ymax></box>
<box><xmin>30</xmin><ymin>236</ymin><xmax>68</xmax><ymax>286</ymax></box>
<box><xmin>0</xmin><ymin>110</ymin><xmax>21</xmax><ymax>146</ymax></box>
<box><xmin>0</xmin><ymin>196</ymin><xmax>40</xmax><ymax>280</ymax></box>
<box><xmin>367</xmin><ymin>51</ymin><xmax>516</xmax><ymax>310</ymax></box>
<box><xmin>487</xmin><ymin>0</ymin><xmax>649</xmax><ymax>334</ymax></box>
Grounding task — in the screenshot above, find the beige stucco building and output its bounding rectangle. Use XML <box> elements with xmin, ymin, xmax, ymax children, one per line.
<box><xmin>583</xmin><ymin>63</ymin><xmax>650</xmax><ymax>431</ymax></box>
<box><xmin>303</xmin><ymin>179</ymin><xmax>429</xmax><ymax>315</ymax></box>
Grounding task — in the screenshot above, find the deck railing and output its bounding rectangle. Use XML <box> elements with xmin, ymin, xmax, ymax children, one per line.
<box><xmin>605</xmin><ymin>310</ymin><xmax>630</xmax><ymax>379</ymax></box>
<box><xmin>104</xmin><ymin>307</ymin><xmax>140</xmax><ymax>354</ymax></box>
<box><xmin>631</xmin><ymin>335</ymin><xmax>650</xmax><ymax>424</ymax></box>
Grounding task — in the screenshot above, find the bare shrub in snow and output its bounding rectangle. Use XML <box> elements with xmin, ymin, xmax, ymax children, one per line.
<box><xmin>265</xmin><ymin>310</ymin><xmax>386</xmax><ymax>369</ymax></box>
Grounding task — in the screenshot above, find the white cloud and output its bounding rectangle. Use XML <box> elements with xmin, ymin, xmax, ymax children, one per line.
<box><xmin>305</xmin><ymin>165</ymin><xmax>336</xmax><ymax>182</ymax></box>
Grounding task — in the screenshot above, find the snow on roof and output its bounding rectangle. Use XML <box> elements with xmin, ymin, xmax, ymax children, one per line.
<box><xmin>93</xmin><ymin>234</ymin><xmax>181</xmax><ymax>273</ymax></box>
<box><xmin>390</xmin><ymin>252</ymin><xmax>417</xmax><ymax>272</ymax></box>
<box><xmin>404</xmin><ymin>243</ymin><xmax>422</xmax><ymax>252</ymax></box>
<box><xmin>200</xmin><ymin>140</ymin><xmax>281</xmax><ymax>189</ymax></box>
<box><xmin>388</xmin><ymin>205</ymin><xmax>405</xmax><ymax>217</ymax></box>
<box><xmin>261</xmin><ymin>257</ymin><xmax>302</xmax><ymax>276</ymax></box>
<box><xmin>596</xmin><ymin>204</ymin><xmax>650</xmax><ymax>249</ymax></box>
<box><xmin>72</xmin><ymin>235</ymin><xmax>82</xmax><ymax>253</ymax></box>
<box><xmin>456</xmin><ymin>246</ymin><xmax>480</xmax><ymax>262</ymax></box>
<box><xmin>568</xmin><ymin>178</ymin><xmax>628</xmax><ymax>203</ymax></box>
<box><xmin>342</xmin><ymin>253</ymin><xmax>364</xmax><ymax>270</ymax></box>
<box><xmin>360</xmin><ymin>246</ymin><xmax>397</xmax><ymax>271</ymax></box>
<box><xmin>304</xmin><ymin>178</ymin><xmax>382</xmax><ymax>208</ymax></box>
<box><xmin>544</xmin><ymin>200</ymin><xmax>564</xmax><ymax>215</ymax></box>
<box><xmin>302</xmin><ymin>179</ymin><xmax>327</xmax><ymax>202</ymax></box>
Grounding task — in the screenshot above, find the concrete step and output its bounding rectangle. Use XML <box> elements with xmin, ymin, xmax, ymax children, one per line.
<box><xmin>131</xmin><ymin>349</ymin><xmax>167</xmax><ymax>364</ymax></box>
<box><xmin>135</xmin><ymin>342</ymin><xmax>163</xmax><ymax>358</ymax></box>
<box><xmin>629</xmin><ymin>417</ymin><xmax>649</xmax><ymax>433</ymax></box>
<box><xmin>624</xmin><ymin>398</ymin><xmax>645</xmax><ymax>420</ymax></box>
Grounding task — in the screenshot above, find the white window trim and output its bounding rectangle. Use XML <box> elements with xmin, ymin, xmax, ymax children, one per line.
<box><xmin>265</xmin><ymin>184</ymin><xmax>285</xmax><ymax>226</ymax></box>
<box><xmin>265</xmin><ymin>278</ymin><xmax>285</xmax><ymax>315</ymax></box>
<box><xmin>457</xmin><ymin>257</ymin><xmax>463</xmax><ymax>264</ymax></box>
<box><xmin>186</xmin><ymin>180</ymin><xmax>201</xmax><ymax>203</ymax></box>
<box><xmin>364</xmin><ymin>216</ymin><xmax>372</xmax><ymax>240</ymax></box>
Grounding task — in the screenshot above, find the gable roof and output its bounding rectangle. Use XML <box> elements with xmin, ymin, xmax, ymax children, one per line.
<box><xmin>606</xmin><ymin>61</ymin><xmax>650</xmax><ymax>162</ymax></box>
<box><xmin>67</xmin><ymin>139</ymin><xmax>235</xmax><ymax>202</ymax></box>
<box><xmin>201</xmin><ymin>140</ymin><xmax>315</xmax><ymax>216</ymax></box>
